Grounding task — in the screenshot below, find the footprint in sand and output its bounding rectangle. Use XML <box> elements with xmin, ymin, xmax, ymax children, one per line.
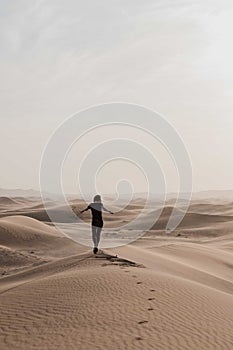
<box><xmin>135</xmin><ymin>337</ymin><xmax>143</xmax><ymax>341</ymax></box>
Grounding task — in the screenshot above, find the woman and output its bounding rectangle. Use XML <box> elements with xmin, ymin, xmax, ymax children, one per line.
<box><xmin>80</xmin><ymin>194</ymin><xmax>113</xmax><ymax>254</ymax></box>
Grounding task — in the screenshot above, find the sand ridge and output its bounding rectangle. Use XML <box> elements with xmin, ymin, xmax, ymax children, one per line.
<box><xmin>0</xmin><ymin>197</ymin><xmax>233</xmax><ymax>349</ymax></box>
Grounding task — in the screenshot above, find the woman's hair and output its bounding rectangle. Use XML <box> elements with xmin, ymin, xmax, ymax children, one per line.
<box><xmin>93</xmin><ymin>194</ymin><xmax>101</xmax><ymax>202</ymax></box>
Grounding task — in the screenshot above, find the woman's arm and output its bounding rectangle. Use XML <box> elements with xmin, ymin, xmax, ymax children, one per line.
<box><xmin>103</xmin><ymin>206</ymin><xmax>114</xmax><ymax>214</ymax></box>
<box><xmin>80</xmin><ymin>206</ymin><xmax>90</xmax><ymax>214</ymax></box>
<box><xmin>71</xmin><ymin>205</ymin><xmax>79</xmax><ymax>215</ymax></box>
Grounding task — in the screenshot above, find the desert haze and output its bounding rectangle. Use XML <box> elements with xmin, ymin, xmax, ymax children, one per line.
<box><xmin>0</xmin><ymin>194</ymin><xmax>233</xmax><ymax>350</ymax></box>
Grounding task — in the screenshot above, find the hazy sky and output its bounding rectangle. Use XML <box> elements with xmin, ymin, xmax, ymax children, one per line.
<box><xmin>1</xmin><ymin>0</ymin><xmax>233</xmax><ymax>194</ymax></box>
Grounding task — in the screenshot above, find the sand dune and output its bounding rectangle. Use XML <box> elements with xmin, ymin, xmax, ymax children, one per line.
<box><xmin>1</xmin><ymin>198</ymin><xmax>232</xmax><ymax>230</ymax></box>
<box><xmin>151</xmin><ymin>206</ymin><xmax>233</xmax><ymax>230</ymax></box>
<box><xmin>1</xmin><ymin>247</ymin><xmax>233</xmax><ymax>350</ymax></box>
<box><xmin>188</xmin><ymin>202</ymin><xmax>233</xmax><ymax>215</ymax></box>
<box><xmin>0</xmin><ymin>215</ymin><xmax>84</xmax><ymax>262</ymax></box>
<box><xmin>116</xmin><ymin>242</ymin><xmax>233</xmax><ymax>294</ymax></box>
<box><xmin>0</xmin><ymin>197</ymin><xmax>233</xmax><ymax>349</ymax></box>
<box><xmin>0</xmin><ymin>245</ymin><xmax>43</xmax><ymax>276</ymax></box>
<box><xmin>0</xmin><ymin>197</ymin><xmax>19</xmax><ymax>205</ymax></box>
<box><xmin>0</xmin><ymin>216</ymin><xmax>59</xmax><ymax>248</ymax></box>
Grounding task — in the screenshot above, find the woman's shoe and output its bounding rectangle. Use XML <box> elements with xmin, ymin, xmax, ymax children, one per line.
<box><xmin>93</xmin><ymin>247</ymin><xmax>98</xmax><ymax>254</ymax></box>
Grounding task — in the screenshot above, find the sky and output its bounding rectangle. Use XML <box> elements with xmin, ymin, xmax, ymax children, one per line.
<box><xmin>1</xmin><ymin>0</ymin><xmax>233</xmax><ymax>195</ymax></box>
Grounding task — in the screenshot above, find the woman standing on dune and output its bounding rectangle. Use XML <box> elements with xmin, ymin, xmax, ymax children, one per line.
<box><xmin>80</xmin><ymin>194</ymin><xmax>113</xmax><ymax>254</ymax></box>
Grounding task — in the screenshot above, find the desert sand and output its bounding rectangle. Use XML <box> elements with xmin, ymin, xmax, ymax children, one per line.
<box><xmin>0</xmin><ymin>195</ymin><xmax>233</xmax><ymax>350</ymax></box>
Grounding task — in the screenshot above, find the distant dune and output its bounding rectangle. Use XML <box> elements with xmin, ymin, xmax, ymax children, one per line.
<box><xmin>188</xmin><ymin>202</ymin><xmax>233</xmax><ymax>215</ymax></box>
<box><xmin>0</xmin><ymin>187</ymin><xmax>48</xmax><ymax>198</ymax></box>
<box><xmin>151</xmin><ymin>206</ymin><xmax>233</xmax><ymax>230</ymax></box>
<box><xmin>0</xmin><ymin>197</ymin><xmax>18</xmax><ymax>205</ymax></box>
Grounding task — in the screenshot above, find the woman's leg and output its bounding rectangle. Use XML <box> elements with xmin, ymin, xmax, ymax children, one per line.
<box><xmin>96</xmin><ymin>226</ymin><xmax>102</xmax><ymax>247</ymax></box>
<box><xmin>92</xmin><ymin>225</ymin><xmax>98</xmax><ymax>247</ymax></box>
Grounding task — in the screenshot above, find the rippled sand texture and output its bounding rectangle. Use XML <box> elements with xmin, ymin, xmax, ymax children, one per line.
<box><xmin>0</xmin><ymin>195</ymin><xmax>233</xmax><ymax>350</ymax></box>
